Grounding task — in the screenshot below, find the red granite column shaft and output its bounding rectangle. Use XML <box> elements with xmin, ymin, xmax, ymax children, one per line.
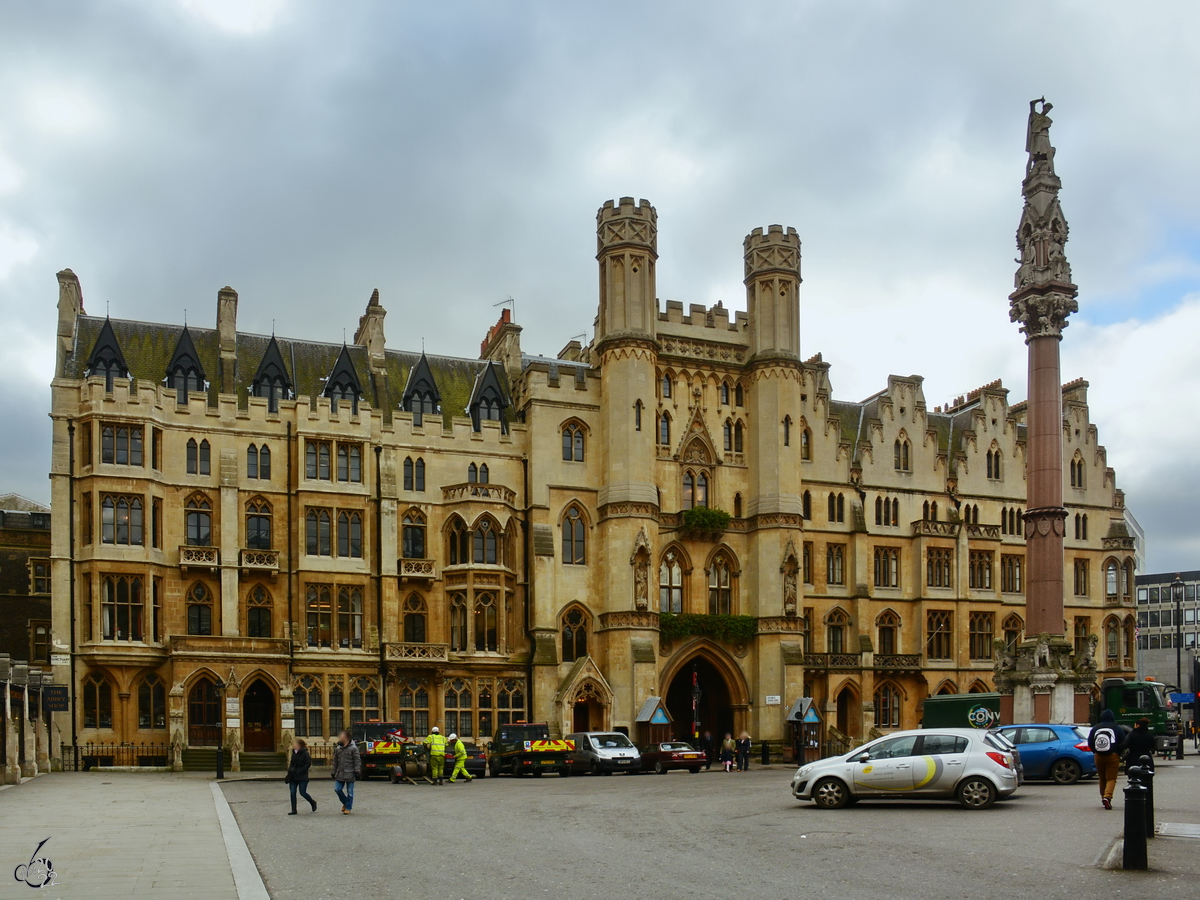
<box><xmin>1024</xmin><ymin>333</ymin><xmax>1066</xmax><ymax>637</ymax></box>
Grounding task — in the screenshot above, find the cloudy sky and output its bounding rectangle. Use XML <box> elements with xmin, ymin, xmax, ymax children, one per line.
<box><xmin>0</xmin><ymin>1</ymin><xmax>1197</xmax><ymax>572</ymax></box>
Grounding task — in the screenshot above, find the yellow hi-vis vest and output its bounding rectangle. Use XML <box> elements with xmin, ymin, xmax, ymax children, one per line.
<box><xmin>425</xmin><ymin>733</ymin><xmax>447</xmax><ymax>755</ymax></box>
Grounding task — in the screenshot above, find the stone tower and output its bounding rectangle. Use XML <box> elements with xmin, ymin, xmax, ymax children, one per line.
<box><xmin>594</xmin><ymin>197</ymin><xmax>662</xmax><ymax>725</ymax></box>
<box><xmin>1001</xmin><ymin>99</ymin><xmax>1086</xmax><ymax>724</ymax></box>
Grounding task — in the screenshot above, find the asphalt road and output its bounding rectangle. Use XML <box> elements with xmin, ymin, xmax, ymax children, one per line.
<box><xmin>224</xmin><ymin>761</ymin><xmax>1200</xmax><ymax>900</ymax></box>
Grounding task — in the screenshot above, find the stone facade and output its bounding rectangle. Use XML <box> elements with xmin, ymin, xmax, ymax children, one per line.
<box><xmin>46</xmin><ymin>194</ymin><xmax>1138</xmax><ymax>765</ymax></box>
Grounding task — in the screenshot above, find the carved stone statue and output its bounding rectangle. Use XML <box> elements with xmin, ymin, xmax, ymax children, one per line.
<box><xmin>1032</xmin><ymin>632</ymin><xmax>1054</xmax><ymax>669</ymax></box>
<box><xmin>993</xmin><ymin>639</ymin><xmax>1016</xmax><ymax>676</ymax></box>
<box><xmin>1074</xmin><ymin>632</ymin><xmax>1098</xmax><ymax>673</ymax></box>
<box><xmin>780</xmin><ymin>539</ymin><xmax>799</xmax><ymax>616</ymax></box>
<box><xmin>1026</xmin><ymin>98</ymin><xmax>1055</xmax><ymax>175</ymax></box>
<box><xmin>630</xmin><ymin>527</ymin><xmax>651</xmax><ymax>610</ymax></box>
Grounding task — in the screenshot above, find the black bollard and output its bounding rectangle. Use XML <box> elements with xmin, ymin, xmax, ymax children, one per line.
<box><xmin>1123</xmin><ymin>765</ymin><xmax>1148</xmax><ymax>871</ymax></box>
<box><xmin>1137</xmin><ymin>755</ymin><xmax>1155</xmax><ymax>838</ymax></box>
<box><xmin>216</xmin><ymin>744</ymin><xmax>224</xmax><ymax>780</ymax></box>
<box><xmin>761</xmin><ymin>740</ymin><xmax>770</xmax><ymax>767</ymax></box>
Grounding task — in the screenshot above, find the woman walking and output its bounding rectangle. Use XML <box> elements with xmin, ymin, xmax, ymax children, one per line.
<box><xmin>720</xmin><ymin>733</ymin><xmax>735</xmax><ymax>772</ymax></box>
<box><xmin>331</xmin><ymin>729</ymin><xmax>362</xmax><ymax>814</ymax></box>
<box><xmin>735</xmin><ymin>731</ymin><xmax>751</xmax><ymax>772</ymax></box>
<box><xmin>286</xmin><ymin>738</ymin><xmax>316</xmax><ymax>815</ymax></box>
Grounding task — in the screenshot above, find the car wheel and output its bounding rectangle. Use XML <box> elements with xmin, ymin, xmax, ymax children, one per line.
<box><xmin>389</xmin><ymin>772</ymin><xmax>399</xmax><ymax>784</ymax></box>
<box><xmin>1050</xmin><ymin>758</ymin><xmax>1082</xmax><ymax>785</ymax></box>
<box><xmin>811</xmin><ymin>777</ymin><xmax>850</xmax><ymax>810</ymax></box>
<box><xmin>956</xmin><ymin>777</ymin><xmax>996</xmax><ymax>809</ymax></box>
<box><xmin>688</xmin><ymin>768</ymin><xmax>700</xmax><ymax>774</ymax></box>
<box><xmin>559</xmin><ymin>767</ymin><xmax>571</xmax><ymax>777</ymax></box>
<box><xmin>654</xmin><ymin>761</ymin><xmax>667</xmax><ymax>775</ymax></box>
<box><xmin>590</xmin><ymin>761</ymin><xmax>600</xmax><ymax>776</ymax></box>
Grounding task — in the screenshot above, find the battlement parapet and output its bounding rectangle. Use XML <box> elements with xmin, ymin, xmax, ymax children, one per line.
<box><xmin>597</xmin><ymin>197</ymin><xmax>657</xmax><ymax>256</ymax></box>
<box><xmin>743</xmin><ymin>224</ymin><xmax>801</xmax><ymax>280</ymax></box>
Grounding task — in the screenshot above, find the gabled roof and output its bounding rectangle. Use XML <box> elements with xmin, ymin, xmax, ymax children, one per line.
<box><xmin>165</xmin><ymin>325</ymin><xmax>205</xmax><ymax>380</ymax></box>
<box><xmin>468</xmin><ymin>360</ymin><xmax>509</xmax><ymax>412</ymax></box>
<box><xmin>324</xmin><ymin>344</ymin><xmax>364</xmax><ymax>398</ymax></box>
<box><xmin>402</xmin><ymin>351</ymin><xmax>441</xmax><ymax>406</ymax></box>
<box><xmin>84</xmin><ymin>317</ymin><xmax>129</xmax><ymax>376</ymax></box>
<box><xmin>252</xmin><ymin>335</ymin><xmax>293</xmax><ymax>391</ymax></box>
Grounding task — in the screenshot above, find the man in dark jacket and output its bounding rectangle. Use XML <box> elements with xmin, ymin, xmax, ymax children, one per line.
<box><xmin>1088</xmin><ymin>709</ymin><xmax>1124</xmax><ymax>810</ymax></box>
<box><xmin>1123</xmin><ymin>717</ymin><xmax>1157</xmax><ymax>771</ymax></box>
<box><xmin>286</xmin><ymin>738</ymin><xmax>316</xmax><ymax>815</ymax></box>
<box><xmin>332</xmin><ymin>730</ymin><xmax>362</xmax><ymax>814</ymax></box>
<box><xmin>699</xmin><ymin>731</ymin><xmax>715</xmax><ymax>771</ymax></box>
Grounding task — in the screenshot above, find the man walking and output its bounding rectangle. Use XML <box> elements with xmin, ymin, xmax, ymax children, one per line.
<box><xmin>331</xmin><ymin>729</ymin><xmax>362</xmax><ymax>814</ymax></box>
<box><xmin>699</xmin><ymin>731</ymin><xmax>715</xmax><ymax>770</ymax></box>
<box><xmin>447</xmin><ymin>733</ymin><xmax>474</xmax><ymax>783</ymax></box>
<box><xmin>1087</xmin><ymin>709</ymin><xmax>1124</xmax><ymax>810</ymax></box>
<box><xmin>424</xmin><ymin>725</ymin><xmax>448</xmax><ymax>785</ymax></box>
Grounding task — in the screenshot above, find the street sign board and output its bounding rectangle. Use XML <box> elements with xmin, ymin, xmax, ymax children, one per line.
<box><xmin>765</xmin><ymin>695</ymin><xmax>782</xmax><ymax>706</ymax></box>
<box><xmin>42</xmin><ymin>685</ymin><xmax>69</xmax><ymax>712</ymax></box>
<box><xmin>1168</xmin><ymin>692</ymin><xmax>1196</xmax><ymax>704</ymax></box>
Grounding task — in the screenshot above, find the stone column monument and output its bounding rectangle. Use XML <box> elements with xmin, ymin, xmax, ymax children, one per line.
<box><xmin>997</xmin><ymin>99</ymin><xmax>1092</xmax><ymax>723</ymax></box>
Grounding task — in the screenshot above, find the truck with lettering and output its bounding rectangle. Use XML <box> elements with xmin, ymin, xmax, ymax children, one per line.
<box><xmin>486</xmin><ymin>722</ymin><xmax>574</xmax><ymax>777</ymax></box>
<box><xmin>920</xmin><ymin>692</ymin><xmax>1003</xmax><ymax>729</ymax></box>
<box><xmin>1096</xmin><ymin>678</ymin><xmax>1180</xmax><ymax>753</ymax></box>
<box><xmin>350</xmin><ymin>722</ymin><xmax>422</xmax><ymax>781</ymax></box>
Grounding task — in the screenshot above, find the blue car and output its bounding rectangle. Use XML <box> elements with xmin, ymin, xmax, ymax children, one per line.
<box><xmin>995</xmin><ymin>724</ymin><xmax>1096</xmax><ymax>784</ymax></box>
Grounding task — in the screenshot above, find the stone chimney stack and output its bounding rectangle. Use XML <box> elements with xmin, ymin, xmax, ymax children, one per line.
<box><xmin>354</xmin><ymin>289</ymin><xmax>387</xmax><ymax>375</ymax></box>
<box><xmin>55</xmin><ymin>269</ymin><xmax>83</xmax><ymax>377</ymax></box>
<box><xmin>217</xmin><ymin>286</ymin><xmax>238</xmax><ymax>393</ymax></box>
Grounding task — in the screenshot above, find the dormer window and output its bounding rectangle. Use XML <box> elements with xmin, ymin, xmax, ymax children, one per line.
<box><xmin>165</xmin><ymin>326</ymin><xmax>206</xmax><ymax>405</ymax></box>
<box><xmin>251</xmin><ymin>336</ymin><xmax>293</xmax><ymax>413</ymax></box>
<box><xmin>468</xmin><ymin>362</ymin><xmax>509</xmax><ymax>433</ymax></box>
<box><xmin>85</xmin><ymin>318</ymin><xmax>130</xmax><ymax>393</ymax></box>
<box><xmin>324</xmin><ymin>345</ymin><xmax>364</xmax><ymax>416</ymax></box>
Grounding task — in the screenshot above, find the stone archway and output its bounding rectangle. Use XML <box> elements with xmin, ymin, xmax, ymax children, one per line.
<box><xmin>243</xmin><ymin>678</ymin><xmax>276</xmax><ymax>752</ymax></box>
<box><xmin>571</xmin><ymin>680</ymin><xmax>607</xmax><ymax>733</ymax></box>
<box><xmin>660</xmin><ymin>642</ymin><xmax>750</xmax><ymax>743</ymax></box>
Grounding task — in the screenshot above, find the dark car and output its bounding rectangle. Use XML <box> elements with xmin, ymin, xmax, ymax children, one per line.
<box><xmin>638</xmin><ymin>741</ymin><xmax>705</xmax><ymax>774</ymax></box>
<box><xmin>444</xmin><ymin>742</ymin><xmax>488</xmax><ymax>779</ymax></box>
<box><xmin>995</xmin><ymin>724</ymin><xmax>1096</xmax><ymax>784</ymax></box>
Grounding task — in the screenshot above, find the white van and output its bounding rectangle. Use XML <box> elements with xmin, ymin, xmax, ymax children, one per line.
<box><xmin>566</xmin><ymin>732</ymin><xmax>641</xmax><ymax>775</ymax></box>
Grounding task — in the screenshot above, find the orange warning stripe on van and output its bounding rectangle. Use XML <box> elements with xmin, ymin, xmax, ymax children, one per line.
<box><xmin>530</xmin><ymin>740</ymin><xmax>575</xmax><ymax>752</ymax></box>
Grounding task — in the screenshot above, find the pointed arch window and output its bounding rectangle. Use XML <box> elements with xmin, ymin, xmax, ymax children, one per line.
<box><xmin>138</xmin><ymin>675</ymin><xmax>167</xmax><ymax>729</ymax></box>
<box><xmin>337</xmin><ymin>511</ymin><xmax>363</xmax><ymax>558</ymax></box>
<box><xmin>562</xmin><ymin>607</ymin><xmax>588</xmax><ymax>662</ymax></box>
<box><xmin>720</xmin><ymin>383</ymin><xmax>730</xmax><ymax>405</ymax></box>
<box><xmin>802</xmin><ymin>490</ymin><xmax>811</xmax><ymax>520</ymax></box>
<box><xmin>294</xmin><ymin>675</ymin><xmax>322</xmax><ymax>738</ymax></box>
<box><xmin>246</xmin><ymin>497</ymin><xmax>272</xmax><ymax>550</ymax></box>
<box><xmin>1105</xmin><ymin>560</ymin><xmax>1119</xmax><ymax>598</ymax></box>
<box><xmin>473</xmin><ymin>518</ymin><xmax>499</xmax><ymax>564</ymax></box>
<box><xmin>474</xmin><ymin>591</ymin><xmax>498</xmax><ymax>652</ymax></box>
<box><xmin>723</xmin><ymin>421</ymin><xmax>732</xmax><ymax>452</ymax></box>
<box><xmin>877</xmin><ymin>610</ymin><xmax>900</xmax><ymax>656</ymax></box>
<box><xmin>708</xmin><ymin>554</ymin><xmax>734</xmax><ymax>615</ymax></box>
<box><xmin>1070</xmin><ymin>457</ymin><xmax>1085</xmax><ymax>488</ymax></box>
<box><xmin>1105</xmin><ymin>617</ymin><xmax>1119</xmax><ymax>661</ymax></box>
<box><xmin>101</xmin><ymin>574</ymin><xmax>144</xmax><ymax>641</ymax></box>
<box><xmin>83</xmin><ymin>673</ymin><xmax>113</xmax><ymax>729</ymax></box>
<box><xmin>562</xmin><ymin>423</ymin><xmax>585</xmax><ymax>461</ymax></box>
<box><xmin>800</xmin><ymin>427</ymin><xmax>811</xmax><ymax>460</ymax></box>
<box><xmin>101</xmin><ymin>494</ymin><xmax>143</xmax><ymax>545</ymax></box>
<box><xmin>659</xmin><ymin>550</ymin><xmax>683</xmax><ymax>613</ymax></box>
<box><xmin>1002</xmin><ymin>614</ymin><xmax>1024</xmax><ymax>652</ymax></box>
<box><xmin>733</xmin><ymin>493</ymin><xmax>742</xmax><ymax>518</ymax></box>
<box><xmin>402</xmin><ymin>509</ymin><xmax>426</xmax><ymax>559</ymax></box>
<box><xmin>562</xmin><ymin>506</ymin><xmax>586</xmax><ymax>565</ymax></box>
<box><xmin>468</xmin><ymin>463</ymin><xmax>478</xmax><ymax>483</ymax></box>
<box><xmin>826</xmin><ymin>609</ymin><xmax>849</xmax><ymax>653</ymax></box>
<box><xmin>448</xmin><ymin>517</ymin><xmax>468</xmax><ymax>565</ymax></box>
<box><xmin>661</xmin><ymin>374</ymin><xmax>672</xmax><ymax>398</ymax></box>
<box><xmin>187</xmin><ymin>581</ymin><xmax>213</xmax><ymax>635</ymax></box>
<box><xmin>894</xmin><ymin>438</ymin><xmax>910</xmax><ymax>471</ymax></box>
<box><xmin>658</xmin><ymin>413</ymin><xmax>671</xmax><ymax>447</ymax></box>
<box><xmin>987</xmin><ymin>448</ymin><xmax>1002</xmax><ymax>480</ymax></box>
<box><xmin>783</xmin><ymin>415</ymin><xmax>791</xmax><ymax>446</ymax></box>
<box><xmin>337</xmin><ymin>587</ymin><xmax>364</xmax><ymax>648</ymax></box>
<box><xmin>634</xmin><ymin>400</ymin><xmax>643</xmax><ymax>431</ymax></box>
<box><xmin>247</xmin><ymin>584</ymin><xmax>272</xmax><ymax>637</ymax></box>
<box><xmin>306</xmin><ymin>508</ymin><xmax>332</xmax><ymax>556</ymax></box>
<box><xmin>185</xmin><ymin>494</ymin><xmax>212</xmax><ymax>546</ymax></box>
<box><xmin>735</xmin><ymin>384</ymin><xmax>744</xmax><ymax>406</ymax></box>
<box><xmin>734</xmin><ymin>421</ymin><xmax>743</xmax><ymax>453</ymax></box>
<box><xmin>403</xmin><ymin>593</ymin><xmax>427</xmax><ymax>643</ymax></box>
<box><xmin>479</xmin><ymin>463</ymin><xmax>489</xmax><ymax>484</ymax></box>
<box><xmin>449</xmin><ymin>593</ymin><xmax>468</xmax><ymax>651</ymax></box>
<box><xmin>874</xmin><ymin>682</ymin><xmax>901</xmax><ymax>728</ymax></box>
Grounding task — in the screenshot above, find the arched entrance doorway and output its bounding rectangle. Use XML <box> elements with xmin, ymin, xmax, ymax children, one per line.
<box><xmin>188</xmin><ymin>678</ymin><xmax>220</xmax><ymax>746</ymax></box>
<box><xmin>835</xmin><ymin>685</ymin><xmax>858</xmax><ymax>739</ymax></box>
<box><xmin>243</xmin><ymin>679</ymin><xmax>276</xmax><ymax>752</ymax></box>
<box><xmin>665</xmin><ymin>657</ymin><xmax>733</xmax><ymax>743</ymax></box>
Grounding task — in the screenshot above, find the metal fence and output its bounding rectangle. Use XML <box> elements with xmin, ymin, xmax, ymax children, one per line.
<box><xmin>60</xmin><ymin>741</ymin><xmax>171</xmax><ymax>770</ymax></box>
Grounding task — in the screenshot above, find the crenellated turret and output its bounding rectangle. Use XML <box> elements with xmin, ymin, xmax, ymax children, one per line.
<box><xmin>595</xmin><ymin>197</ymin><xmax>657</xmax><ymax>346</ymax></box>
<box><xmin>744</xmin><ymin>224</ymin><xmax>801</xmax><ymax>360</ymax></box>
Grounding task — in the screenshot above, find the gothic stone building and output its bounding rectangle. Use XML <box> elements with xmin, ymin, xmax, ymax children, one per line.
<box><xmin>46</xmin><ymin>197</ymin><xmax>1136</xmax><ymax>766</ymax></box>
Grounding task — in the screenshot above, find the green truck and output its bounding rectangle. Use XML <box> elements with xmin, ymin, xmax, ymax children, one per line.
<box><xmin>920</xmin><ymin>692</ymin><xmax>1003</xmax><ymax>729</ymax></box>
<box><xmin>1096</xmin><ymin>678</ymin><xmax>1180</xmax><ymax>753</ymax></box>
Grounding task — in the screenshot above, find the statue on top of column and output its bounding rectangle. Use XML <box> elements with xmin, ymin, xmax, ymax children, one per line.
<box><xmin>1026</xmin><ymin>98</ymin><xmax>1056</xmax><ymax>176</ymax></box>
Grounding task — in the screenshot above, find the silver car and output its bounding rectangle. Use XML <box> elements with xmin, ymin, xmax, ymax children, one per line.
<box><xmin>791</xmin><ymin>728</ymin><xmax>1019</xmax><ymax>809</ymax></box>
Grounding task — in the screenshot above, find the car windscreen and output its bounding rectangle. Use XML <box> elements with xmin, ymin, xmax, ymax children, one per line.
<box><xmin>661</xmin><ymin>742</ymin><xmax>695</xmax><ymax>751</ymax></box>
<box><xmin>590</xmin><ymin>734</ymin><xmax>634</xmax><ymax>749</ymax></box>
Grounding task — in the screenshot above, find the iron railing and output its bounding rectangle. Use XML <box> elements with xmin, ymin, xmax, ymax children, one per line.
<box><xmin>60</xmin><ymin>741</ymin><xmax>171</xmax><ymax>770</ymax></box>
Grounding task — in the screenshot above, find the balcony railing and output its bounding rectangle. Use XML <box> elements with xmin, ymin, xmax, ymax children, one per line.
<box><xmin>399</xmin><ymin>558</ymin><xmax>436</xmax><ymax>579</ymax></box>
<box><xmin>442</xmin><ymin>482</ymin><xmax>517</xmax><ymax>505</ymax></box>
<box><xmin>874</xmin><ymin>653</ymin><xmax>923</xmax><ymax>670</ymax></box>
<box><xmin>911</xmin><ymin>520</ymin><xmax>960</xmax><ymax>538</ymax></box>
<box><xmin>385</xmin><ymin>642</ymin><xmax>450</xmax><ymax>662</ymax></box>
<box><xmin>240</xmin><ymin>549</ymin><xmax>280</xmax><ymax>573</ymax></box>
<box><xmin>803</xmin><ymin>652</ymin><xmax>863</xmax><ymax>670</ymax></box>
<box><xmin>965</xmin><ymin>523</ymin><xmax>1001</xmax><ymax>541</ymax></box>
<box><xmin>179</xmin><ymin>546</ymin><xmax>219</xmax><ymax>569</ymax></box>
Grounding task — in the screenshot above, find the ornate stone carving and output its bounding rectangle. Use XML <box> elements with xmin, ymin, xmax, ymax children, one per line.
<box><xmin>598</xmin><ymin>611</ymin><xmax>661</xmax><ymax>631</ymax></box>
<box><xmin>1010</xmin><ymin>291</ymin><xmax>1078</xmax><ymax>340</ymax></box>
<box><xmin>600</xmin><ymin>502</ymin><xmax>658</xmax><ymax>520</ymax></box>
<box><xmin>780</xmin><ymin>539</ymin><xmax>799</xmax><ymax>617</ymax></box>
<box><xmin>630</xmin><ymin>527</ymin><xmax>651</xmax><ymax>610</ymax></box>
<box><xmin>757</xmin><ymin>617</ymin><xmax>805</xmax><ymax>633</ymax></box>
<box><xmin>657</xmin><ymin>336</ymin><xmax>746</xmax><ymax>363</ymax></box>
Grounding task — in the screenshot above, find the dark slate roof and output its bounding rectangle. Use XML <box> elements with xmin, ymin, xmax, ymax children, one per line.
<box><xmin>84</xmin><ymin>317</ymin><xmax>129</xmax><ymax>376</ymax></box>
<box><xmin>324</xmin><ymin>344</ymin><xmax>364</xmax><ymax>398</ymax></box>
<box><xmin>67</xmin><ymin>315</ymin><xmax>505</xmax><ymax>427</ymax></box>
<box><xmin>402</xmin><ymin>351</ymin><xmax>441</xmax><ymax>406</ymax></box>
<box><xmin>166</xmin><ymin>325</ymin><xmax>205</xmax><ymax>381</ymax></box>
<box><xmin>253</xmin><ymin>335</ymin><xmax>293</xmax><ymax>391</ymax></box>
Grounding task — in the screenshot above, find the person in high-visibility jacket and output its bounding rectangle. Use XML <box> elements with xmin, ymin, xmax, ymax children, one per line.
<box><xmin>447</xmin><ymin>733</ymin><xmax>474</xmax><ymax>784</ymax></box>
<box><xmin>424</xmin><ymin>726</ymin><xmax>448</xmax><ymax>785</ymax></box>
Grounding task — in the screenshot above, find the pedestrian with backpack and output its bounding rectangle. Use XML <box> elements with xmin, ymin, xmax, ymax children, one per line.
<box><xmin>1087</xmin><ymin>709</ymin><xmax>1125</xmax><ymax>810</ymax></box>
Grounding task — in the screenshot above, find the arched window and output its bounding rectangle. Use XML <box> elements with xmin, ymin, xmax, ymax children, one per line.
<box><xmin>828</xmin><ymin>492</ymin><xmax>844</xmax><ymax>523</ymax></box>
<box><xmin>802</xmin><ymin>490</ymin><xmax>811</xmax><ymax>520</ymax></box>
<box><xmin>800</xmin><ymin>427</ymin><xmax>811</xmax><ymax>460</ymax></box>
<box><xmin>634</xmin><ymin>400</ymin><xmax>643</xmax><ymax>431</ymax></box>
<box><xmin>337</xmin><ymin>511</ymin><xmax>363</xmax><ymax>558</ymax></box>
<box><xmin>562</xmin><ymin>506</ymin><xmax>586</xmax><ymax>565</ymax></box>
<box><xmin>783</xmin><ymin>415</ymin><xmax>791</xmax><ymax>446</ymax></box>
<box><xmin>404</xmin><ymin>457</ymin><xmax>414</xmax><ymax>491</ymax></box>
<box><xmin>696</xmin><ymin>472</ymin><xmax>708</xmax><ymax>508</ymax></box>
<box><xmin>293</xmin><ymin>675</ymin><xmax>321</xmax><ymax>737</ymax></box>
<box><xmin>187</xmin><ymin>438</ymin><xmax>198</xmax><ymax>474</ymax></box>
<box><xmin>720</xmin><ymin>383</ymin><xmax>730</xmax><ymax>405</ymax></box>
<box><xmin>398</xmin><ymin>677</ymin><xmax>431</xmax><ymax>737</ymax></box>
<box><xmin>449</xmin><ymin>593</ymin><xmax>468</xmax><ymax>651</ymax></box>
<box><xmin>1105</xmin><ymin>617</ymin><xmax>1119</xmax><ymax>661</ymax></box>
<box><xmin>187</xmin><ymin>582</ymin><xmax>213</xmax><ymax>635</ymax></box>
<box><xmin>247</xmin><ymin>585</ymin><xmax>272</xmax><ymax>637</ymax></box>
<box><xmin>474</xmin><ymin>592</ymin><xmax>498</xmax><ymax>652</ymax></box>
<box><xmin>83</xmin><ymin>673</ymin><xmax>113</xmax><ymax>729</ymax></box>
<box><xmin>828</xmin><ymin>492</ymin><xmax>836</xmax><ymax>522</ymax></box>
<box><xmin>468</xmin><ymin>463</ymin><xmax>478</xmax><ymax>483</ymax></box>
<box><xmin>659</xmin><ymin>550</ymin><xmax>683</xmax><ymax>613</ymax></box>
<box><xmin>185</xmin><ymin>494</ymin><xmax>212</xmax><ymax>546</ymax></box>
<box><xmin>734</xmin><ymin>421</ymin><xmax>743</xmax><ymax>453</ymax></box>
<box><xmin>683</xmin><ymin>472</ymin><xmax>694</xmax><ymax>510</ymax></box>
<box><xmin>101</xmin><ymin>574</ymin><xmax>144</xmax><ymax>640</ymax></box>
<box><xmin>826</xmin><ymin>609</ymin><xmax>848</xmax><ymax>654</ymax></box>
<box><xmin>101</xmin><ymin>495</ymin><xmax>143</xmax><ymax>546</ymax></box>
<box><xmin>137</xmin><ymin>675</ymin><xmax>166</xmax><ymax>729</ymax></box>
<box><xmin>1070</xmin><ymin>457</ymin><xmax>1085</xmax><ymax>488</ymax></box>
<box><xmin>350</xmin><ymin>676</ymin><xmax>380</xmax><ymax>726</ymax></box>
<box><xmin>479</xmin><ymin>463</ymin><xmax>489</xmax><ymax>484</ymax></box>
<box><xmin>658</xmin><ymin>413</ymin><xmax>671</xmax><ymax>447</ymax></box>
<box><xmin>306</xmin><ymin>509</ymin><xmax>331</xmax><ymax>556</ymax></box>
<box><xmin>1123</xmin><ymin>615</ymin><xmax>1134</xmax><ymax>660</ymax></box>
<box><xmin>733</xmin><ymin>493</ymin><xmax>742</xmax><ymax>518</ymax></box>
<box><xmin>1002</xmin><ymin>614</ymin><xmax>1024</xmax><ymax>652</ymax></box>
<box><xmin>1105</xmin><ymin>560</ymin><xmax>1119</xmax><ymax>598</ymax></box>
<box><xmin>987</xmin><ymin>449</ymin><xmax>1002</xmax><ymax>480</ymax></box>
<box><xmin>930</xmin><ymin>501</ymin><xmax>938</xmax><ymax>522</ymax></box>
<box><xmin>735</xmin><ymin>384</ymin><xmax>744</xmax><ymax>406</ymax></box>
<box><xmin>1123</xmin><ymin>561</ymin><xmax>1135</xmax><ymax>598</ymax></box>
<box><xmin>874</xmin><ymin>683</ymin><xmax>900</xmax><ymax>728</ymax></box>
<box><xmin>402</xmin><ymin>509</ymin><xmax>426</xmax><ymax>559</ymax></box>
<box><xmin>444</xmin><ymin>677</ymin><xmax>473</xmax><ymax>737</ymax></box>
<box><xmin>414</xmin><ymin>457</ymin><xmax>425</xmax><ymax>491</ymax></box>
<box><xmin>661</xmin><ymin>373</ymin><xmax>672</xmax><ymax>398</ymax></box>
<box><xmin>448</xmin><ymin>517</ymin><xmax>469</xmax><ymax>565</ymax></box>
<box><xmin>894</xmin><ymin>438</ymin><xmax>910</xmax><ymax>471</ymax></box>
<box><xmin>473</xmin><ymin>518</ymin><xmax>499</xmax><ymax>565</ymax></box>
<box><xmin>708</xmin><ymin>554</ymin><xmax>734</xmax><ymax>615</ymax></box>
<box><xmin>1001</xmin><ymin>506</ymin><xmax>1008</xmax><ymax>534</ymax></box>
<box><xmin>404</xmin><ymin>593</ymin><xmax>427</xmax><ymax>643</ymax></box>
<box><xmin>337</xmin><ymin>445</ymin><xmax>362</xmax><ymax>483</ymax></box>
<box><xmin>562</xmin><ymin>607</ymin><xmax>588</xmax><ymax>662</ymax></box>
<box><xmin>199</xmin><ymin>439</ymin><xmax>210</xmax><ymax>475</ymax></box>
<box><xmin>337</xmin><ymin>586</ymin><xmax>364</xmax><ymax>648</ymax></box>
<box><xmin>246</xmin><ymin>497</ymin><xmax>271</xmax><ymax>550</ymax></box>
<box><xmin>562</xmin><ymin>423</ymin><xmax>585</xmax><ymax>462</ymax></box>
<box><xmin>247</xmin><ymin>444</ymin><xmax>258</xmax><ymax>479</ymax></box>
<box><xmin>1081</xmin><ymin>514</ymin><xmax>1088</xmax><ymax>541</ymax></box>
<box><xmin>723</xmin><ymin>421</ymin><xmax>732</xmax><ymax>452</ymax></box>
<box><xmin>877</xmin><ymin>610</ymin><xmax>900</xmax><ymax>655</ymax></box>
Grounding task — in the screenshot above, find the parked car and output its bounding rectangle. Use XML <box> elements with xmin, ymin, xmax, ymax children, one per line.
<box><xmin>567</xmin><ymin>732</ymin><xmax>641</xmax><ymax>774</ymax></box>
<box><xmin>638</xmin><ymin>741</ymin><xmax>706</xmax><ymax>774</ymax></box>
<box><xmin>994</xmin><ymin>724</ymin><xmax>1095</xmax><ymax>784</ymax></box>
<box><xmin>791</xmin><ymin>728</ymin><xmax>1019</xmax><ymax>810</ymax></box>
<box><xmin>445</xmin><ymin>742</ymin><xmax>489</xmax><ymax>779</ymax></box>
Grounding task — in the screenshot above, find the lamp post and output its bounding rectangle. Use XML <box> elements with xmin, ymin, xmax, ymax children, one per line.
<box><xmin>1172</xmin><ymin>576</ymin><xmax>1184</xmax><ymax>759</ymax></box>
<box><xmin>214</xmin><ymin>677</ymin><xmax>226</xmax><ymax>779</ymax></box>
<box><xmin>691</xmin><ymin>667</ymin><xmax>701</xmax><ymax>741</ymax></box>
